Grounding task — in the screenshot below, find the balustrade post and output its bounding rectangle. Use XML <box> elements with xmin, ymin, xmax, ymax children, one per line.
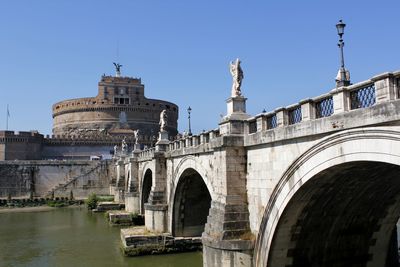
<box><xmin>192</xmin><ymin>136</ymin><xmax>199</xmax><ymax>146</ymax></box>
<box><xmin>275</xmin><ymin>107</ymin><xmax>288</xmax><ymax>127</ymax></box>
<box><xmin>256</xmin><ymin>116</ymin><xmax>266</xmax><ymax>132</ymax></box>
<box><xmin>299</xmin><ymin>99</ymin><xmax>315</xmax><ymax>121</ymax></box>
<box><xmin>372</xmin><ymin>72</ymin><xmax>395</xmax><ymax>103</ymax></box>
<box><xmin>179</xmin><ymin>139</ymin><xmax>185</xmax><ymax>148</ymax></box>
<box><xmin>331</xmin><ymin>87</ymin><xmax>349</xmax><ymax>114</ymax></box>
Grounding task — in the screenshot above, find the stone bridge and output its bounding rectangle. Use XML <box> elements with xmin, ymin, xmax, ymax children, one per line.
<box><xmin>113</xmin><ymin>70</ymin><xmax>400</xmax><ymax>266</ymax></box>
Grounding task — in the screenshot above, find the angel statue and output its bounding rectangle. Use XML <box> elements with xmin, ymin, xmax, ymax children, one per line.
<box><xmin>229</xmin><ymin>58</ymin><xmax>244</xmax><ymax>97</ymax></box>
<box><xmin>121</xmin><ymin>137</ymin><xmax>128</xmax><ymax>154</ymax></box>
<box><xmin>113</xmin><ymin>62</ymin><xmax>123</xmax><ymax>77</ymax></box>
<box><xmin>113</xmin><ymin>145</ymin><xmax>118</xmax><ymax>157</ymax></box>
<box><xmin>133</xmin><ymin>129</ymin><xmax>140</xmax><ymax>145</ymax></box>
<box><xmin>159</xmin><ymin>110</ymin><xmax>168</xmax><ymax>132</ymax></box>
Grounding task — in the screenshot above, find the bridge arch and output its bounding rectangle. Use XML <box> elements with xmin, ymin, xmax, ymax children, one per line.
<box><xmin>255</xmin><ymin>127</ymin><xmax>400</xmax><ymax>267</ymax></box>
<box><xmin>139</xmin><ymin>162</ymin><xmax>154</xmax><ymax>215</ymax></box>
<box><xmin>170</xmin><ymin>156</ymin><xmax>214</xmax><ymax>237</ymax></box>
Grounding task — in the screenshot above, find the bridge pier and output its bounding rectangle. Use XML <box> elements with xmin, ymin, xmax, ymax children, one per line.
<box><xmin>202</xmin><ymin>199</ymin><xmax>254</xmax><ymax>267</ymax></box>
<box><xmin>199</xmin><ymin>95</ymin><xmax>255</xmax><ymax>266</ymax></box>
<box><xmin>125</xmin><ymin>156</ymin><xmax>140</xmax><ymax>213</ymax></box>
<box><xmin>201</xmin><ymin>143</ymin><xmax>254</xmax><ymax>267</ymax></box>
<box><xmin>144</xmin><ymin>152</ymin><xmax>168</xmax><ymax>233</ymax></box>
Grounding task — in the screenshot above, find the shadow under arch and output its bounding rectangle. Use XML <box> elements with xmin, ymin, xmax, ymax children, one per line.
<box><xmin>172</xmin><ymin>168</ymin><xmax>212</xmax><ymax>237</ymax></box>
<box><xmin>254</xmin><ymin>127</ymin><xmax>400</xmax><ymax>267</ymax></box>
<box><xmin>140</xmin><ymin>169</ymin><xmax>152</xmax><ymax>215</ymax></box>
<box><xmin>268</xmin><ymin>161</ymin><xmax>400</xmax><ymax>267</ymax></box>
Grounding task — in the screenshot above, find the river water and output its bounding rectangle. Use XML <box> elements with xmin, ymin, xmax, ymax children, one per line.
<box><xmin>0</xmin><ymin>207</ymin><xmax>202</xmax><ymax>267</ymax></box>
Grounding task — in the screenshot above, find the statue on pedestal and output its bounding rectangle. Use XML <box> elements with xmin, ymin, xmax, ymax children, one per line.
<box><xmin>133</xmin><ymin>129</ymin><xmax>140</xmax><ymax>145</ymax></box>
<box><xmin>121</xmin><ymin>137</ymin><xmax>128</xmax><ymax>154</ymax></box>
<box><xmin>159</xmin><ymin>110</ymin><xmax>168</xmax><ymax>132</ymax></box>
<box><xmin>113</xmin><ymin>145</ymin><xmax>118</xmax><ymax>157</ymax></box>
<box><xmin>229</xmin><ymin>58</ymin><xmax>244</xmax><ymax>97</ymax></box>
<box><xmin>113</xmin><ymin>62</ymin><xmax>123</xmax><ymax>77</ymax></box>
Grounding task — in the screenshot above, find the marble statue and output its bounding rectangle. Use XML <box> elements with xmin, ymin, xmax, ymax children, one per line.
<box><xmin>121</xmin><ymin>137</ymin><xmax>128</xmax><ymax>153</ymax></box>
<box><xmin>160</xmin><ymin>110</ymin><xmax>168</xmax><ymax>132</ymax></box>
<box><xmin>133</xmin><ymin>129</ymin><xmax>140</xmax><ymax>144</ymax></box>
<box><xmin>229</xmin><ymin>58</ymin><xmax>244</xmax><ymax>97</ymax></box>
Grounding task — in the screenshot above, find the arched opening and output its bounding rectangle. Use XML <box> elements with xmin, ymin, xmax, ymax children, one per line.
<box><xmin>141</xmin><ymin>169</ymin><xmax>152</xmax><ymax>215</ymax></box>
<box><xmin>267</xmin><ymin>161</ymin><xmax>400</xmax><ymax>267</ymax></box>
<box><xmin>172</xmin><ymin>168</ymin><xmax>211</xmax><ymax>237</ymax></box>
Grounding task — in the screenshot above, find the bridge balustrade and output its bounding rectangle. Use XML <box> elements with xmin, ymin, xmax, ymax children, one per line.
<box><xmin>243</xmin><ymin>71</ymin><xmax>400</xmax><ymax>136</ymax></box>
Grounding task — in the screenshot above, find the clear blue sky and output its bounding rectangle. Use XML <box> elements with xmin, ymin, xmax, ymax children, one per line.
<box><xmin>1</xmin><ymin>0</ymin><xmax>399</xmax><ymax>135</ymax></box>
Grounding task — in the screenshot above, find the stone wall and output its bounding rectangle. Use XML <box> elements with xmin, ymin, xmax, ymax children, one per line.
<box><xmin>0</xmin><ymin>160</ymin><xmax>114</xmax><ymax>198</ymax></box>
<box><xmin>0</xmin><ymin>131</ymin><xmax>43</xmax><ymax>160</ymax></box>
<box><xmin>42</xmin><ymin>144</ymin><xmax>114</xmax><ymax>160</ymax></box>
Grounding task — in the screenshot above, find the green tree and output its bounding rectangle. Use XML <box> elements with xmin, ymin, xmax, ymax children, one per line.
<box><xmin>86</xmin><ymin>193</ymin><xmax>98</xmax><ymax>210</ymax></box>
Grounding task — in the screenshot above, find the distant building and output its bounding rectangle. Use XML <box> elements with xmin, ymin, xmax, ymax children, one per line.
<box><xmin>0</xmin><ymin>72</ymin><xmax>179</xmax><ymax>160</ymax></box>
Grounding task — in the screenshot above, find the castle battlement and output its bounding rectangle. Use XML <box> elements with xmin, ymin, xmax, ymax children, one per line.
<box><xmin>0</xmin><ymin>130</ymin><xmax>43</xmax><ymax>142</ymax></box>
<box><xmin>100</xmin><ymin>75</ymin><xmax>141</xmax><ymax>84</ymax></box>
<box><xmin>51</xmin><ymin>74</ymin><xmax>179</xmax><ymax>141</ymax></box>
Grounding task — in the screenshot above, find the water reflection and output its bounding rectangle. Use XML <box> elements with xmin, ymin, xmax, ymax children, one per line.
<box><xmin>0</xmin><ymin>207</ymin><xmax>202</xmax><ymax>267</ymax></box>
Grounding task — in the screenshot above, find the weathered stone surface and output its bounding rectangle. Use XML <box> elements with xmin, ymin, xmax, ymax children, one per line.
<box><xmin>113</xmin><ymin>70</ymin><xmax>400</xmax><ymax>266</ymax></box>
<box><xmin>0</xmin><ymin>160</ymin><xmax>113</xmax><ymax>198</ymax></box>
<box><xmin>96</xmin><ymin>201</ymin><xmax>123</xmax><ymax>212</ymax></box>
<box><xmin>121</xmin><ymin>227</ymin><xmax>202</xmax><ymax>256</ymax></box>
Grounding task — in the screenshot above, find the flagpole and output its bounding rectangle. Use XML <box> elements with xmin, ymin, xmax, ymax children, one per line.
<box><xmin>6</xmin><ymin>104</ymin><xmax>9</xmax><ymax>130</ymax></box>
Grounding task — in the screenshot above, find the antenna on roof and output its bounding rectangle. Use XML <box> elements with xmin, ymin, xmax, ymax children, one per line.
<box><xmin>116</xmin><ymin>39</ymin><xmax>120</xmax><ymax>63</ymax></box>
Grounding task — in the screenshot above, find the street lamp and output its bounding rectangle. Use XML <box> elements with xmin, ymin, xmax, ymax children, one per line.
<box><xmin>336</xmin><ymin>19</ymin><xmax>350</xmax><ymax>87</ymax></box>
<box><xmin>187</xmin><ymin>106</ymin><xmax>192</xmax><ymax>136</ymax></box>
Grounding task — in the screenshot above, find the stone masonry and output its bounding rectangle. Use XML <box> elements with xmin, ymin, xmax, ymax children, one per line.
<box><xmin>114</xmin><ymin>70</ymin><xmax>400</xmax><ymax>266</ymax></box>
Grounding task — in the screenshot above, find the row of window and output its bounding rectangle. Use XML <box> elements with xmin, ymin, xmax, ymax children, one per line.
<box><xmin>55</xmin><ymin>99</ymin><xmax>177</xmax><ymax>111</ymax></box>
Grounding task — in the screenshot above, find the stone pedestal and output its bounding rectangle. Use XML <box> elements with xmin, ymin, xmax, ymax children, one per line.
<box><xmin>156</xmin><ymin>131</ymin><xmax>169</xmax><ymax>151</ymax></box>
<box><xmin>133</xmin><ymin>143</ymin><xmax>141</xmax><ymax>152</ymax></box>
<box><xmin>228</xmin><ymin>96</ymin><xmax>246</xmax><ymax>112</ymax></box>
<box><xmin>220</xmin><ymin>96</ymin><xmax>250</xmax><ymax>135</ymax></box>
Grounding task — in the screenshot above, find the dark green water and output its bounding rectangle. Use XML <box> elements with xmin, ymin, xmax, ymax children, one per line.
<box><xmin>0</xmin><ymin>207</ymin><xmax>202</xmax><ymax>267</ymax></box>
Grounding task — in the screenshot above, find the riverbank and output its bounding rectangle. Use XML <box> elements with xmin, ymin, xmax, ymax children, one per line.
<box><xmin>0</xmin><ymin>206</ymin><xmax>56</xmax><ymax>213</ymax></box>
<box><xmin>0</xmin><ymin>203</ymin><xmax>84</xmax><ymax>213</ymax></box>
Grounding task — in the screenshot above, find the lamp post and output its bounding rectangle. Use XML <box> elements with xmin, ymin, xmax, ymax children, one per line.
<box><xmin>336</xmin><ymin>20</ymin><xmax>350</xmax><ymax>86</ymax></box>
<box><xmin>187</xmin><ymin>106</ymin><xmax>192</xmax><ymax>136</ymax></box>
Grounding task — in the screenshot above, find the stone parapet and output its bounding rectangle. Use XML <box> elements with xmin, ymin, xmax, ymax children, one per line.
<box><xmin>237</xmin><ymin>70</ymin><xmax>400</xmax><ymax>144</ymax></box>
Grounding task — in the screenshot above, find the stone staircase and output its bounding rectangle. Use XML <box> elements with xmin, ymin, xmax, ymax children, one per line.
<box><xmin>45</xmin><ymin>163</ymin><xmax>102</xmax><ymax>197</ymax></box>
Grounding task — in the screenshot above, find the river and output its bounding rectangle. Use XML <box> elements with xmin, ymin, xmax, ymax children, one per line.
<box><xmin>0</xmin><ymin>207</ymin><xmax>202</xmax><ymax>267</ymax></box>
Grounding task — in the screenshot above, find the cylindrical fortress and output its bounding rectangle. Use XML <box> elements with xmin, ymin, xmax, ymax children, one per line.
<box><xmin>52</xmin><ymin>75</ymin><xmax>178</xmax><ymax>142</ymax></box>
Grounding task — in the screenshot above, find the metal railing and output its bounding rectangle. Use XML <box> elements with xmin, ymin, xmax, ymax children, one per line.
<box><xmin>266</xmin><ymin>114</ymin><xmax>277</xmax><ymax>129</ymax></box>
<box><xmin>315</xmin><ymin>96</ymin><xmax>334</xmax><ymax>118</ymax></box>
<box><xmin>288</xmin><ymin>106</ymin><xmax>302</xmax><ymax>125</ymax></box>
<box><xmin>350</xmin><ymin>84</ymin><xmax>376</xmax><ymax>110</ymax></box>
